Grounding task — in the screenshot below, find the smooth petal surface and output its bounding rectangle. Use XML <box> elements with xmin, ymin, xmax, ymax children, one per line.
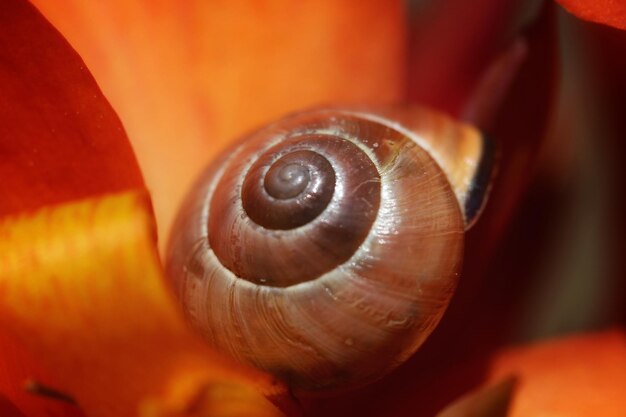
<box><xmin>0</xmin><ymin>192</ymin><xmax>288</xmax><ymax>417</ymax></box>
<box><xmin>556</xmin><ymin>0</ymin><xmax>626</xmax><ymax>29</ymax></box>
<box><xmin>408</xmin><ymin>0</ymin><xmax>532</xmax><ymax>117</ymax></box>
<box><xmin>31</xmin><ymin>0</ymin><xmax>407</xmax><ymax>248</ymax></box>
<box><xmin>489</xmin><ymin>330</ymin><xmax>626</xmax><ymax>416</ymax></box>
<box><xmin>0</xmin><ymin>0</ymin><xmax>144</xmax><ymax>217</ymax></box>
<box><xmin>436</xmin><ymin>377</ymin><xmax>517</xmax><ymax>417</ymax></box>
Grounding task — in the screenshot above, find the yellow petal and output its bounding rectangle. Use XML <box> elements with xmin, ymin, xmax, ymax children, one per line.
<box><xmin>0</xmin><ymin>191</ymin><xmax>289</xmax><ymax>417</ymax></box>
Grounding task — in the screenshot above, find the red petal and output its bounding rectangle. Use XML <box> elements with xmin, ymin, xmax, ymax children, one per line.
<box><xmin>0</xmin><ymin>392</ymin><xmax>26</xmax><ymax>417</ymax></box>
<box><xmin>408</xmin><ymin>0</ymin><xmax>530</xmax><ymax>115</ymax></box>
<box><xmin>556</xmin><ymin>0</ymin><xmax>626</xmax><ymax>30</ymax></box>
<box><xmin>0</xmin><ymin>0</ymin><xmax>144</xmax><ymax>218</ymax></box>
<box><xmin>1</xmin><ymin>1</ymin><xmax>144</xmax><ymax>415</ymax></box>
<box><xmin>0</xmin><ymin>332</ymin><xmax>84</xmax><ymax>417</ymax></box>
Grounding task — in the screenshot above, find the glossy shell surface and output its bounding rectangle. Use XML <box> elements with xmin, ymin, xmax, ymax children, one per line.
<box><xmin>166</xmin><ymin>108</ymin><xmax>476</xmax><ymax>391</ymax></box>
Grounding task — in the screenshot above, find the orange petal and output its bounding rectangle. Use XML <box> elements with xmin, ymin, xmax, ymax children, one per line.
<box><xmin>555</xmin><ymin>0</ymin><xmax>626</xmax><ymax>30</ymax></box>
<box><xmin>436</xmin><ymin>377</ymin><xmax>517</xmax><ymax>417</ymax></box>
<box><xmin>0</xmin><ymin>0</ymin><xmax>144</xmax><ymax>218</ymax></box>
<box><xmin>30</xmin><ymin>0</ymin><xmax>407</xmax><ymax>249</ymax></box>
<box><xmin>0</xmin><ymin>191</ymin><xmax>290</xmax><ymax>417</ymax></box>
<box><xmin>489</xmin><ymin>330</ymin><xmax>626</xmax><ymax>416</ymax></box>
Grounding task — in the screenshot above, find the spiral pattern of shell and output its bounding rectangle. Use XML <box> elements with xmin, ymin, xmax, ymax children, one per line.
<box><xmin>166</xmin><ymin>108</ymin><xmax>466</xmax><ymax>391</ymax></box>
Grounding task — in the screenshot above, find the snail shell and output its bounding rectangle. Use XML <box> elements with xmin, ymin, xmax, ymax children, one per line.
<box><xmin>166</xmin><ymin>107</ymin><xmax>493</xmax><ymax>391</ymax></box>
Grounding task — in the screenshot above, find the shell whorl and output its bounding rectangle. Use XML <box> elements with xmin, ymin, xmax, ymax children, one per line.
<box><xmin>210</xmin><ymin>133</ymin><xmax>381</xmax><ymax>287</ymax></box>
<box><xmin>166</xmin><ymin>108</ymin><xmax>481</xmax><ymax>391</ymax></box>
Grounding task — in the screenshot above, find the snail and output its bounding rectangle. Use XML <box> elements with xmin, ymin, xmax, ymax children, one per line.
<box><xmin>165</xmin><ymin>106</ymin><xmax>494</xmax><ymax>392</ymax></box>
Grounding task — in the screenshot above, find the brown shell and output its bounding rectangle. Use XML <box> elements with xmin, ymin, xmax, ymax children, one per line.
<box><xmin>166</xmin><ymin>107</ymin><xmax>491</xmax><ymax>391</ymax></box>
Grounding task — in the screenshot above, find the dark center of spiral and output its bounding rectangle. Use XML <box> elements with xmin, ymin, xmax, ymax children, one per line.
<box><xmin>242</xmin><ymin>148</ymin><xmax>336</xmax><ymax>230</ymax></box>
<box><xmin>264</xmin><ymin>162</ymin><xmax>310</xmax><ymax>199</ymax></box>
<box><xmin>210</xmin><ymin>131</ymin><xmax>382</xmax><ymax>287</ymax></box>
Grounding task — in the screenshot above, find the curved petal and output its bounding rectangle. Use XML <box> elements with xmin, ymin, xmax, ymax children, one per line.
<box><xmin>489</xmin><ymin>330</ymin><xmax>626</xmax><ymax>416</ymax></box>
<box><xmin>408</xmin><ymin>0</ymin><xmax>532</xmax><ymax>116</ymax></box>
<box><xmin>436</xmin><ymin>377</ymin><xmax>517</xmax><ymax>417</ymax></box>
<box><xmin>0</xmin><ymin>0</ymin><xmax>144</xmax><ymax>217</ymax></box>
<box><xmin>0</xmin><ymin>191</ymin><xmax>289</xmax><ymax>417</ymax></box>
<box><xmin>0</xmin><ymin>1</ymin><xmax>143</xmax><ymax>415</ymax></box>
<box><xmin>31</xmin><ymin>0</ymin><xmax>407</xmax><ymax>249</ymax></box>
<box><xmin>556</xmin><ymin>0</ymin><xmax>626</xmax><ymax>30</ymax></box>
